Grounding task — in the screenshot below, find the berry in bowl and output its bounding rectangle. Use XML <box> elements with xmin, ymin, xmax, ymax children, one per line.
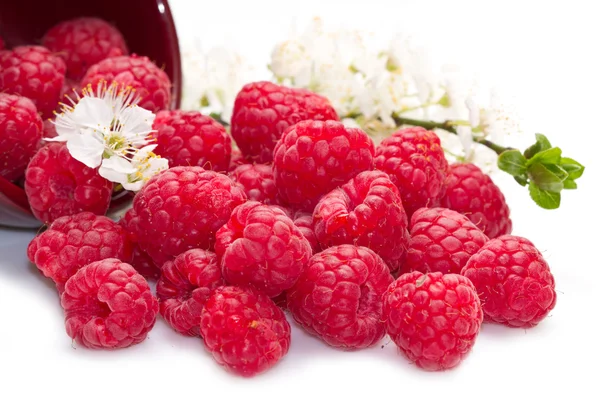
<box><xmin>0</xmin><ymin>0</ymin><xmax>181</xmax><ymax>228</ymax></box>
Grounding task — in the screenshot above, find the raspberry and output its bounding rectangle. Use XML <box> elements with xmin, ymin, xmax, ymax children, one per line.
<box><xmin>119</xmin><ymin>208</ymin><xmax>161</xmax><ymax>279</ymax></box>
<box><xmin>42</xmin><ymin>17</ymin><xmax>128</xmax><ymax>81</ymax></box>
<box><xmin>61</xmin><ymin>259</ymin><xmax>158</xmax><ymax>349</ymax></box>
<box><xmin>383</xmin><ymin>271</ymin><xmax>483</xmax><ymax>371</ymax></box>
<box><xmin>24</xmin><ymin>142</ymin><xmax>113</xmax><ymax>224</ymax></box>
<box><xmin>0</xmin><ymin>93</ymin><xmax>43</xmax><ymax>180</ymax></box>
<box><xmin>152</xmin><ymin>110</ymin><xmax>231</xmax><ymax>171</ymax></box>
<box><xmin>0</xmin><ymin>45</ymin><xmax>66</xmax><ymax>118</ymax></box>
<box><xmin>441</xmin><ymin>163</ymin><xmax>512</xmax><ymax>238</ymax></box>
<box><xmin>402</xmin><ymin>207</ymin><xmax>489</xmax><ymax>275</ymax></box>
<box><xmin>230</xmin><ymin>163</ymin><xmax>278</xmax><ymax>205</ymax></box>
<box><xmin>200</xmin><ymin>286</ymin><xmax>291</xmax><ymax>377</ymax></box>
<box><xmin>27</xmin><ymin>212</ymin><xmax>131</xmax><ymax>291</ymax></box>
<box><xmin>287</xmin><ymin>245</ymin><xmax>394</xmax><ymax>349</ymax></box>
<box><xmin>229</xmin><ymin>148</ymin><xmax>247</xmax><ymax>171</ymax></box>
<box><xmin>291</xmin><ymin>210</ymin><xmax>320</xmax><ymax>253</ymax></box>
<box><xmin>42</xmin><ymin>119</ymin><xmax>58</xmax><ymax>140</ymax></box>
<box><xmin>231</xmin><ymin>81</ymin><xmax>339</xmax><ymax>163</ymax></box>
<box><xmin>215</xmin><ymin>201</ymin><xmax>312</xmax><ymax>297</ymax></box>
<box><xmin>274</xmin><ymin>120</ymin><xmax>375</xmax><ymax>211</ymax></box>
<box><xmin>157</xmin><ymin>249</ymin><xmax>225</xmax><ymax>336</ymax></box>
<box><xmin>374</xmin><ymin>127</ymin><xmax>449</xmax><ymax>217</ymax></box>
<box><xmin>81</xmin><ymin>55</ymin><xmax>171</xmax><ymax>113</ymax></box>
<box><xmin>313</xmin><ymin>170</ymin><xmax>409</xmax><ymax>272</ymax></box>
<box><xmin>131</xmin><ymin>166</ymin><xmax>247</xmax><ymax>266</ymax></box>
<box><xmin>461</xmin><ymin>235</ymin><xmax>556</xmax><ymax>328</ymax></box>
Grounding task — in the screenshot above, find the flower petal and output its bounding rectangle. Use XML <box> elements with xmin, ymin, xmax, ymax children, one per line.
<box><xmin>119</xmin><ymin>105</ymin><xmax>156</xmax><ymax>139</ymax></box>
<box><xmin>66</xmin><ymin>133</ymin><xmax>105</xmax><ymax>168</ymax></box>
<box><xmin>71</xmin><ymin>97</ymin><xmax>114</xmax><ymax>132</ymax></box>
<box><xmin>99</xmin><ymin>156</ymin><xmax>136</xmax><ymax>184</ymax></box>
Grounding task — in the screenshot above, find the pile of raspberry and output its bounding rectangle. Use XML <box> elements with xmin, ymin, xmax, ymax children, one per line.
<box><xmin>0</xmin><ymin>17</ymin><xmax>172</xmax><ymax>205</ymax></box>
<box><xmin>23</xmin><ymin>75</ymin><xmax>556</xmax><ymax>378</ymax></box>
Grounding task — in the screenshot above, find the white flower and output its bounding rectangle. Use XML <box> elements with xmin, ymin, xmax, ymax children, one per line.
<box><xmin>50</xmin><ymin>81</ymin><xmax>167</xmax><ymax>190</ymax></box>
<box><xmin>181</xmin><ymin>40</ymin><xmax>257</xmax><ymax>122</ymax></box>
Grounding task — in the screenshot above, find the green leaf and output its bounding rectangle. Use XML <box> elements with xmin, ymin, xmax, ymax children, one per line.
<box><xmin>514</xmin><ymin>176</ymin><xmax>528</xmax><ymax>186</ymax></box>
<box><xmin>529</xmin><ymin>182</ymin><xmax>561</xmax><ymax>209</ymax></box>
<box><xmin>560</xmin><ymin>157</ymin><xmax>585</xmax><ymax>180</ymax></box>
<box><xmin>526</xmin><ymin>147</ymin><xmax>562</xmax><ymax>167</ymax></box>
<box><xmin>528</xmin><ymin>163</ymin><xmax>564</xmax><ymax>192</ymax></box>
<box><xmin>498</xmin><ymin>150</ymin><xmax>527</xmax><ymax>176</ymax></box>
<box><xmin>563</xmin><ymin>179</ymin><xmax>577</xmax><ymax>189</ymax></box>
<box><xmin>545</xmin><ymin>164</ymin><xmax>569</xmax><ymax>181</ymax></box>
<box><xmin>524</xmin><ymin>133</ymin><xmax>552</xmax><ymax>159</ymax></box>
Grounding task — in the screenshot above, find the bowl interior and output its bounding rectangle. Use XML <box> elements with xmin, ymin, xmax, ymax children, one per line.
<box><xmin>0</xmin><ymin>0</ymin><xmax>181</xmax><ymax>108</ymax></box>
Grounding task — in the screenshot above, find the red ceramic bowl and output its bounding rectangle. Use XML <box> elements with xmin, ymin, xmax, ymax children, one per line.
<box><xmin>0</xmin><ymin>0</ymin><xmax>181</xmax><ymax>228</ymax></box>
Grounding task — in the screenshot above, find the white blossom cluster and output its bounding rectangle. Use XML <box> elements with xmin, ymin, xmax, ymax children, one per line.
<box><xmin>180</xmin><ymin>17</ymin><xmax>522</xmax><ymax>170</ymax></box>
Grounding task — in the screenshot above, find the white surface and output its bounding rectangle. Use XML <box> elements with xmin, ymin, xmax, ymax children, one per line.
<box><xmin>2</xmin><ymin>0</ymin><xmax>600</xmax><ymax>399</ymax></box>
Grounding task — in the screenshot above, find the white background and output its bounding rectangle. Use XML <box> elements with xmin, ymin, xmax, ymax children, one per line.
<box><xmin>1</xmin><ymin>0</ymin><xmax>600</xmax><ymax>399</ymax></box>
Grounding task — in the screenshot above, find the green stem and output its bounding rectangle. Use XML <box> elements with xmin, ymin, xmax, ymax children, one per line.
<box><xmin>392</xmin><ymin>114</ymin><xmax>511</xmax><ymax>155</ymax></box>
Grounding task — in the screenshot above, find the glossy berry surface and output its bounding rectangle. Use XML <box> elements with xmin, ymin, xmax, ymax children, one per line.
<box><xmin>287</xmin><ymin>245</ymin><xmax>394</xmax><ymax>349</ymax></box>
<box><xmin>200</xmin><ymin>286</ymin><xmax>291</xmax><ymax>377</ymax></box>
<box><xmin>402</xmin><ymin>207</ymin><xmax>489</xmax><ymax>275</ymax></box>
<box><xmin>152</xmin><ymin>110</ymin><xmax>231</xmax><ymax>172</ymax></box>
<box><xmin>313</xmin><ymin>170</ymin><xmax>409</xmax><ymax>272</ymax></box>
<box><xmin>131</xmin><ymin>166</ymin><xmax>247</xmax><ymax>265</ymax></box>
<box><xmin>157</xmin><ymin>249</ymin><xmax>225</xmax><ymax>336</ymax></box>
<box><xmin>0</xmin><ymin>45</ymin><xmax>66</xmax><ymax>118</ymax></box>
<box><xmin>462</xmin><ymin>235</ymin><xmax>556</xmax><ymax>327</ymax></box>
<box><xmin>374</xmin><ymin>127</ymin><xmax>449</xmax><ymax>217</ymax></box>
<box><xmin>27</xmin><ymin>212</ymin><xmax>131</xmax><ymax>291</ymax></box>
<box><xmin>24</xmin><ymin>142</ymin><xmax>113</xmax><ymax>224</ymax></box>
<box><xmin>231</xmin><ymin>81</ymin><xmax>339</xmax><ymax>163</ymax></box>
<box><xmin>216</xmin><ymin>201</ymin><xmax>312</xmax><ymax>297</ymax></box>
<box><xmin>441</xmin><ymin>163</ymin><xmax>512</xmax><ymax>238</ymax></box>
<box><xmin>274</xmin><ymin>120</ymin><xmax>375</xmax><ymax>211</ymax></box>
<box><xmin>0</xmin><ymin>93</ymin><xmax>43</xmax><ymax>180</ymax></box>
<box><xmin>61</xmin><ymin>259</ymin><xmax>158</xmax><ymax>349</ymax></box>
<box><xmin>81</xmin><ymin>55</ymin><xmax>171</xmax><ymax>113</ymax></box>
<box><xmin>383</xmin><ymin>271</ymin><xmax>483</xmax><ymax>371</ymax></box>
<box><xmin>42</xmin><ymin>17</ymin><xmax>128</xmax><ymax>80</ymax></box>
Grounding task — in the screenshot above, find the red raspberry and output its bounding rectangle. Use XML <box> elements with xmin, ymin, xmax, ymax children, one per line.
<box><xmin>119</xmin><ymin>208</ymin><xmax>161</xmax><ymax>279</ymax></box>
<box><xmin>287</xmin><ymin>245</ymin><xmax>394</xmax><ymax>349</ymax></box>
<box><xmin>24</xmin><ymin>142</ymin><xmax>113</xmax><ymax>224</ymax></box>
<box><xmin>402</xmin><ymin>207</ymin><xmax>489</xmax><ymax>275</ymax></box>
<box><xmin>230</xmin><ymin>163</ymin><xmax>278</xmax><ymax>205</ymax></box>
<box><xmin>27</xmin><ymin>212</ymin><xmax>131</xmax><ymax>291</ymax></box>
<box><xmin>42</xmin><ymin>119</ymin><xmax>58</xmax><ymax>140</ymax></box>
<box><xmin>81</xmin><ymin>55</ymin><xmax>171</xmax><ymax>113</ymax></box>
<box><xmin>152</xmin><ymin>110</ymin><xmax>231</xmax><ymax>172</ymax></box>
<box><xmin>313</xmin><ymin>170</ymin><xmax>409</xmax><ymax>272</ymax></box>
<box><xmin>441</xmin><ymin>163</ymin><xmax>512</xmax><ymax>238</ymax></box>
<box><xmin>229</xmin><ymin>148</ymin><xmax>247</xmax><ymax>171</ymax></box>
<box><xmin>231</xmin><ymin>81</ymin><xmax>339</xmax><ymax>163</ymax></box>
<box><xmin>0</xmin><ymin>93</ymin><xmax>43</xmax><ymax>180</ymax></box>
<box><xmin>215</xmin><ymin>201</ymin><xmax>312</xmax><ymax>297</ymax></box>
<box><xmin>462</xmin><ymin>235</ymin><xmax>556</xmax><ymax>328</ymax></box>
<box><xmin>42</xmin><ymin>17</ymin><xmax>128</xmax><ymax>81</ymax></box>
<box><xmin>291</xmin><ymin>210</ymin><xmax>320</xmax><ymax>253</ymax></box>
<box><xmin>274</xmin><ymin>120</ymin><xmax>375</xmax><ymax>211</ymax></box>
<box><xmin>200</xmin><ymin>286</ymin><xmax>291</xmax><ymax>376</ymax></box>
<box><xmin>383</xmin><ymin>271</ymin><xmax>483</xmax><ymax>371</ymax></box>
<box><xmin>61</xmin><ymin>259</ymin><xmax>158</xmax><ymax>349</ymax></box>
<box><xmin>132</xmin><ymin>166</ymin><xmax>247</xmax><ymax>266</ymax></box>
<box><xmin>157</xmin><ymin>249</ymin><xmax>225</xmax><ymax>336</ymax></box>
<box><xmin>0</xmin><ymin>45</ymin><xmax>66</xmax><ymax>118</ymax></box>
<box><xmin>374</xmin><ymin>127</ymin><xmax>449</xmax><ymax>217</ymax></box>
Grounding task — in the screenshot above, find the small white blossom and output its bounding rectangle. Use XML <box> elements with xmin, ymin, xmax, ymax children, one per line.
<box><xmin>181</xmin><ymin>39</ymin><xmax>257</xmax><ymax>122</ymax></box>
<box><xmin>50</xmin><ymin>82</ymin><xmax>167</xmax><ymax>190</ymax></box>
